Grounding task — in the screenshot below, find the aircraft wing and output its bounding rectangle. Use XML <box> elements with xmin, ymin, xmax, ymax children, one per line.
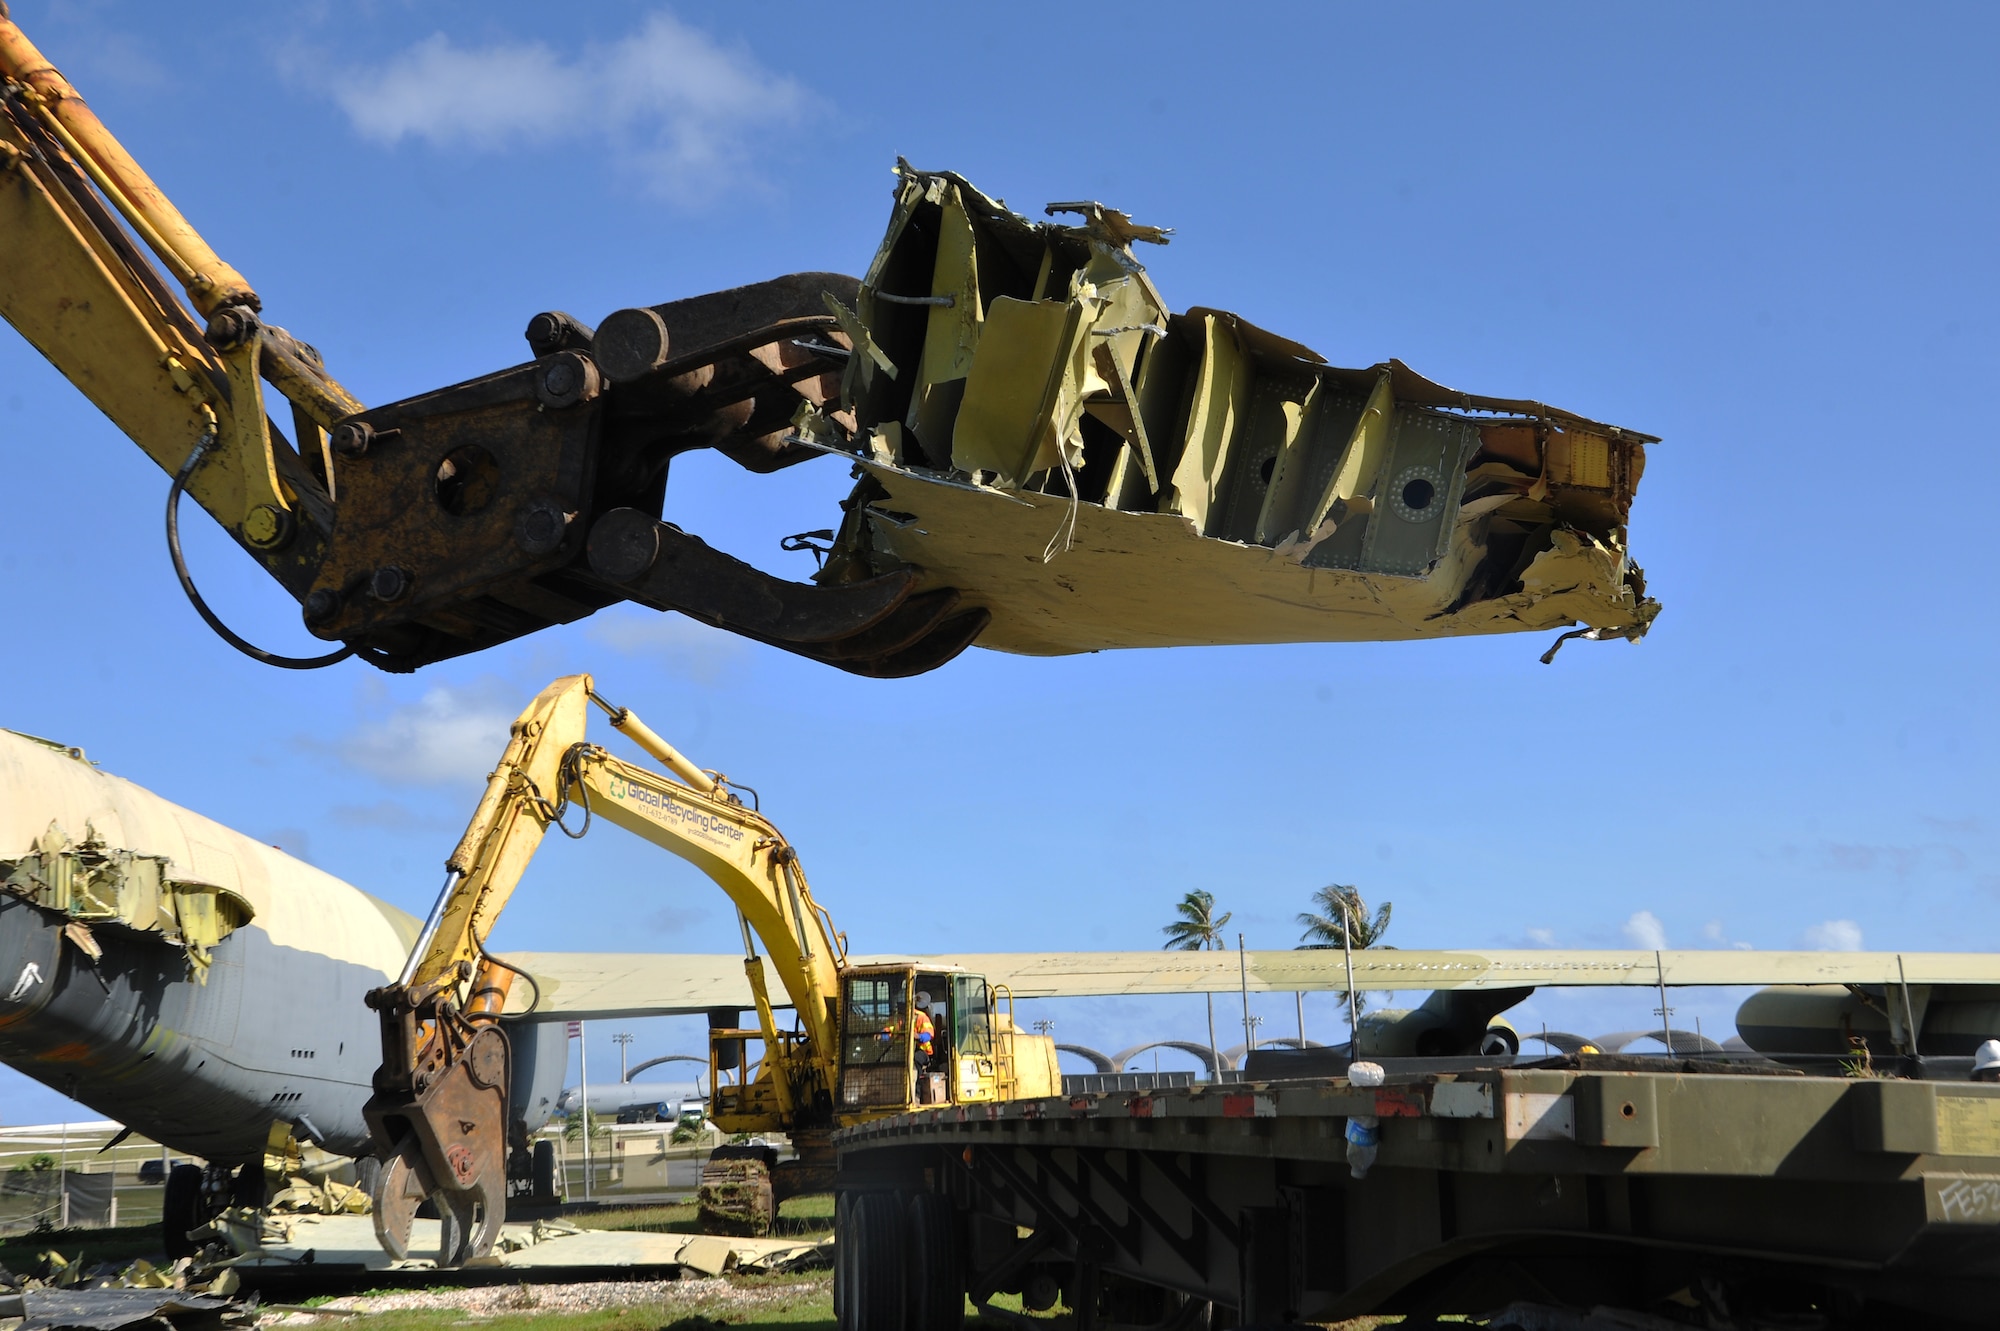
<box><xmin>510</xmin><ymin>949</ymin><xmax>2000</xmax><ymax>1019</ymax></box>
<box><xmin>507</xmin><ymin>952</ymin><xmax>757</xmax><ymax>1021</ymax></box>
<box><xmin>926</xmin><ymin>950</ymin><xmax>2000</xmax><ymax>998</ymax></box>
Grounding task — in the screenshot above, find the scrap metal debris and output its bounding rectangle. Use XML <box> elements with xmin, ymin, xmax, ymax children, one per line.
<box><xmin>259</xmin><ymin>1128</ymin><xmax>370</xmax><ymax>1220</ymax></box>
<box><xmin>193</xmin><ymin>1208</ymin><xmax>828</xmax><ymax>1277</ymax></box>
<box><xmin>802</xmin><ymin>163</ymin><xmax>1661</xmax><ymax>659</ymax></box>
<box><xmin>0</xmin><ymin>819</ymin><xmax>254</xmax><ymax>980</ymax></box>
<box><xmin>0</xmin><ymin>1288</ymin><xmax>253</xmax><ymax>1331</ymax></box>
<box><xmin>0</xmin><ymin>1254</ymin><xmax>251</xmax><ymax>1331</ymax></box>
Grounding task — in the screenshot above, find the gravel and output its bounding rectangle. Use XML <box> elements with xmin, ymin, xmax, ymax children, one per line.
<box><xmin>264</xmin><ymin>1274</ymin><xmax>829</xmax><ymax>1322</ymax></box>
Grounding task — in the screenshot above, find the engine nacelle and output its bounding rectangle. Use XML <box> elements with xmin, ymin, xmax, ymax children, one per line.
<box><xmin>1355</xmin><ymin>986</ymin><xmax>1533</xmax><ymax>1058</ymax></box>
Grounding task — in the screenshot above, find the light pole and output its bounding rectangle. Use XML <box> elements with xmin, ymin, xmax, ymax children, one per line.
<box><xmin>1653</xmin><ymin>951</ymin><xmax>1673</xmax><ymax>1055</ymax></box>
<box><xmin>613</xmin><ymin>1032</ymin><xmax>634</xmax><ymax>1083</ymax></box>
<box><xmin>1342</xmin><ymin>898</ymin><xmax>1359</xmax><ymax>1058</ymax></box>
<box><xmin>575</xmin><ymin>1019</ymin><xmax>592</xmax><ymax>1202</ymax></box>
<box><xmin>1238</xmin><ymin>932</ymin><xmax>1253</xmax><ymax>1057</ymax></box>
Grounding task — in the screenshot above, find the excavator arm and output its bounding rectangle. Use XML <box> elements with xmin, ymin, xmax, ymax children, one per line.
<box><xmin>0</xmin><ymin>13</ymin><xmax>979</xmax><ymax>678</ymax></box>
<box><xmin>362</xmin><ymin>674</ymin><xmax>847</xmax><ymax>1264</ymax></box>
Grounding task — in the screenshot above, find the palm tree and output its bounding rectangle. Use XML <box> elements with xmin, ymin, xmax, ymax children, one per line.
<box><xmin>1163</xmin><ymin>890</ymin><xmax>1231</xmax><ymax>1079</ymax></box>
<box><xmin>1297</xmin><ymin>883</ymin><xmax>1390</xmax><ymax>949</ymax></box>
<box><xmin>1297</xmin><ymin>884</ymin><xmax>1392</xmax><ymax>1033</ymax></box>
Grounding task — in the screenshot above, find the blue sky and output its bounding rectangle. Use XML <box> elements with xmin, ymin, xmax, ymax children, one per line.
<box><xmin>3</xmin><ymin>3</ymin><xmax>1997</xmax><ymax>1124</ymax></box>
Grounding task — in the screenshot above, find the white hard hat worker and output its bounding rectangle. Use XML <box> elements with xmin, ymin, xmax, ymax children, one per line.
<box><xmin>1972</xmin><ymin>1040</ymin><xmax>2000</xmax><ymax>1082</ymax></box>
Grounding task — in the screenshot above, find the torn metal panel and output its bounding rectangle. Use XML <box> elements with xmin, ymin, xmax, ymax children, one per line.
<box><xmin>837</xmin><ymin>454</ymin><xmax>1651</xmax><ymax>655</ymax></box>
<box><xmin>0</xmin><ymin>820</ymin><xmax>254</xmax><ymax>978</ymax></box>
<box><xmin>815</xmin><ymin>164</ymin><xmax>1661</xmax><ymax>658</ymax></box>
<box><xmin>8</xmin><ymin>1288</ymin><xmax>253</xmax><ymax>1331</ymax></box>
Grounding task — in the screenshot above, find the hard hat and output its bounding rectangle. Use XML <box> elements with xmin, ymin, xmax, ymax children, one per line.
<box><xmin>1973</xmin><ymin>1040</ymin><xmax>2000</xmax><ymax>1076</ymax></box>
<box><xmin>915</xmin><ymin>991</ymin><xmax>931</xmax><ymax>1007</ymax></box>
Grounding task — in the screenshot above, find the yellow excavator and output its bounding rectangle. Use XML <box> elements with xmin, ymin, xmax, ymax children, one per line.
<box><xmin>0</xmin><ymin>11</ymin><xmax>1659</xmax><ymax>679</ymax></box>
<box><xmin>360</xmin><ymin>674</ymin><xmax>1058</xmax><ymax>1265</ymax></box>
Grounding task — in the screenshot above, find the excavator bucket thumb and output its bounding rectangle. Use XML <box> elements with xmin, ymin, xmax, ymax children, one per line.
<box><xmin>583</xmin><ymin>509</ymin><xmax>986</xmax><ymax>677</ymax></box>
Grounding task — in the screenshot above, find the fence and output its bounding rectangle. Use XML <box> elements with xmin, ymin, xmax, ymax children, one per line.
<box><xmin>0</xmin><ymin>1123</ymin><xmax>179</xmax><ymax>1236</ymax></box>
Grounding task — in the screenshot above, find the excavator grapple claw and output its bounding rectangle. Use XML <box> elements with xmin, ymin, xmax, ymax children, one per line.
<box><xmin>780</xmin><ymin>604</ymin><xmax>991</xmax><ymax>679</ymax></box>
<box><xmin>582</xmin><ymin>508</ymin><xmax>985</xmax><ymax>676</ymax></box>
<box><xmin>362</xmin><ymin>1017</ymin><xmax>512</xmax><ymax>1267</ymax></box>
<box><xmin>369</xmin><ymin>1144</ymin><xmax>427</xmax><ymax>1262</ymax></box>
<box><xmin>586</xmin><ymin>507</ymin><xmax>915</xmax><ymax>644</ymax></box>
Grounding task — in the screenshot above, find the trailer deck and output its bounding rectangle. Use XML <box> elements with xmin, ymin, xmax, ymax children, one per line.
<box><xmin>832</xmin><ymin>1058</ymin><xmax>2000</xmax><ymax>1328</ymax></box>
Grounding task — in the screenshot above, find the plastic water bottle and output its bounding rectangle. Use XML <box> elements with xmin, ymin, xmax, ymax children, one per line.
<box><xmin>1346</xmin><ymin>1060</ymin><xmax>1386</xmax><ymax>1179</ymax></box>
<box><xmin>1345</xmin><ymin>1116</ymin><xmax>1379</xmax><ymax>1178</ymax></box>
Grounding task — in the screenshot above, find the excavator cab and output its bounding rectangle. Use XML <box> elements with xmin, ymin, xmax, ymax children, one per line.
<box><xmin>833</xmin><ymin>964</ymin><xmax>1051</xmax><ymax>1115</ymax></box>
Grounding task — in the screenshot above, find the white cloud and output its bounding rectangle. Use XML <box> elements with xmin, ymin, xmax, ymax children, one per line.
<box><xmin>1522</xmin><ymin>927</ymin><xmax>1557</xmax><ymax>948</ymax></box>
<box><xmin>1622</xmin><ymin>910</ymin><xmax>1668</xmax><ymax>950</ymax></box>
<box><xmin>1700</xmin><ymin>919</ymin><xmax>1755</xmax><ymax>950</ymax></box>
<box><xmin>336</xmin><ymin>684</ymin><xmax>514</xmax><ymax>787</ymax></box>
<box><xmin>327</xmin><ymin>12</ymin><xmax>807</xmax><ymax>201</ymax></box>
<box><xmin>1803</xmin><ymin>919</ymin><xmax>1864</xmax><ymax>951</ymax></box>
<box><xmin>336</xmin><ymin>35</ymin><xmax>570</xmax><ymax>151</ymax></box>
<box><xmin>587</xmin><ymin>608</ymin><xmax>745</xmax><ymax>683</ymax></box>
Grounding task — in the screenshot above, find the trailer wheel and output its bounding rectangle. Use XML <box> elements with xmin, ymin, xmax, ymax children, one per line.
<box><xmin>531</xmin><ymin>1140</ymin><xmax>558</xmax><ymax>1203</ymax></box>
<box><xmin>905</xmin><ymin>1190</ymin><xmax>963</xmax><ymax>1331</ymax></box>
<box><xmin>162</xmin><ymin>1164</ymin><xmax>204</xmax><ymax>1258</ymax></box>
<box><xmin>845</xmin><ymin>1191</ymin><xmax>908</xmax><ymax>1331</ymax></box>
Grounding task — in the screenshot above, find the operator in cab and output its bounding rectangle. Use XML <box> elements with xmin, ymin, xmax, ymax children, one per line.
<box><xmin>913</xmin><ymin>991</ymin><xmax>937</xmax><ymax>1079</ymax></box>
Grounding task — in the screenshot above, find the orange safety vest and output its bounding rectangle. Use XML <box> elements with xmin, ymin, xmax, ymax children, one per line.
<box><xmin>912</xmin><ymin>1008</ymin><xmax>934</xmax><ymax>1053</ymax></box>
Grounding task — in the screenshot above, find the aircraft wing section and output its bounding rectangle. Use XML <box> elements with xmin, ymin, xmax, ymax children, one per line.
<box><xmin>506</xmin><ymin>949</ymin><xmax>2000</xmax><ymax>1018</ymax></box>
<box><xmin>507</xmin><ymin>952</ymin><xmax>756</xmax><ymax>1020</ymax></box>
<box><xmin>892</xmin><ymin>950</ymin><xmax>2000</xmax><ymax>998</ymax></box>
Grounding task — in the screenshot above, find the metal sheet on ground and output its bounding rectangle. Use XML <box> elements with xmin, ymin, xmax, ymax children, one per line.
<box><xmin>224</xmin><ymin>1213</ymin><xmax>823</xmax><ymax>1274</ymax></box>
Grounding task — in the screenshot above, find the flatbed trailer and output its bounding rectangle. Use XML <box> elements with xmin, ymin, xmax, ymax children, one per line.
<box><xmin>831</xmin><ymin>1058</ymin><xmax>2000</xmax><ymax>1329</ymax></box>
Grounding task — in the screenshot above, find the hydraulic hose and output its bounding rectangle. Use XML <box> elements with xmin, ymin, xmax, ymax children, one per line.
<box><xmin>166</xmin><ymin>432</ymin><xmax>355</xmax><ymax>670</ymax></box>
